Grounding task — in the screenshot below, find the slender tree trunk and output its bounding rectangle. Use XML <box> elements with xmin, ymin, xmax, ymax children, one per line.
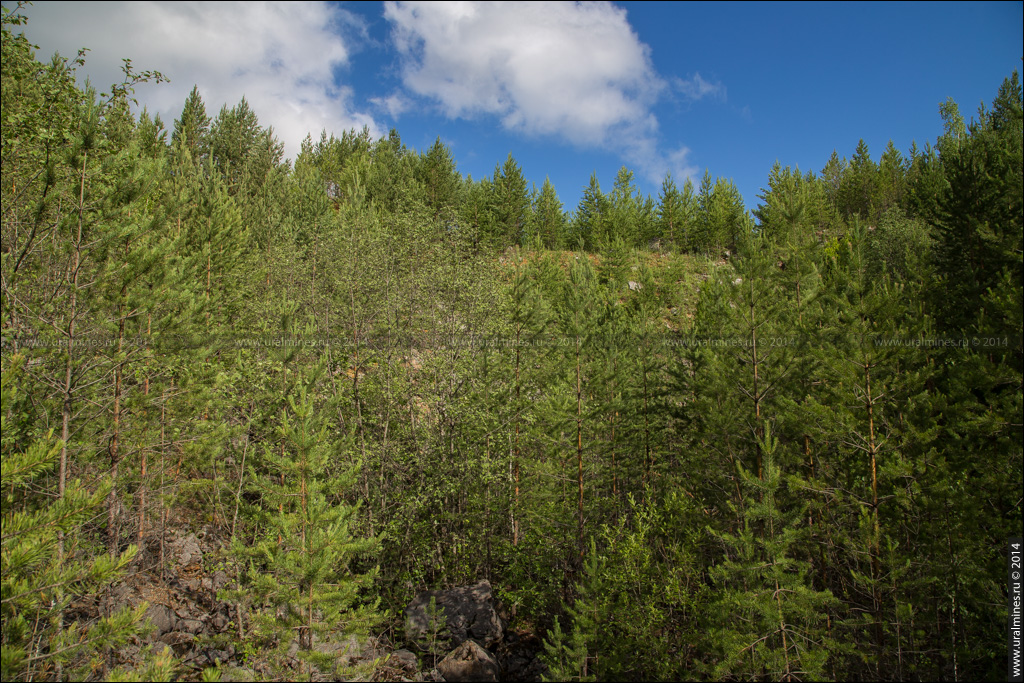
<box><xmin>748</xmin><ymin>283</ymin><xmax>763</xmax><ymax>481</ymax></box>
<box><xmin>60</xmin><ymin>149</ymin><xmax>87</xmax><ymax>513</ymax></box>
<box><xmin>576</xmin><ymin>332</ymin><xmax>584</xmax><ymax>564</ymax></box>
<box><xmin>863</xmin><ymin>357</ymin><xmax>884</xmax><ymax>655</ymax></box>
<box><xmin>53</xmin><ymin>144</ymin><xmax>88</xmax><ymax>683</ymax></box>
<box><xmin>513</xmin><ymin>327</ymin><xmax>521</xmax><ymax>546</ymax></box>
<box><xmin>641</xmin><ymin>351</ymin><xmax>652</xmax><ymax>500</ymax></box>
<box><xmin>137</xmin><ymin>313</ymin><xmax>152</xmax><ymax>558</ymax></box>
<box><xmin>159</xmin><ymin>385</ymin><xmax>168</xmax><ymax>580</ymax></box>
<box><xmin>108</xmin><ymin>236</ymin><xmax>131</xmax><ymax>557</ymax></box>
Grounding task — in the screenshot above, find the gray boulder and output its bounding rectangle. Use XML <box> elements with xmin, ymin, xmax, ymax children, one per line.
<box><xmin>144</xmin><ymin>604</ymin><xmax>178</xmax><ymax>639</ymax></box>
<box><xmin>170</xmin><ymin>533</ymin><xmax>202</xmax><ymax>567</ymax></box>
<box><xmin>437</xmin><ymin>640</ymin><xmax>500</xmax><ymax>682</ymax></box>
<box><xmin>178</xmin><ymin>618</ymin><xmax>205</xmax><ymax>635</ymax></box>
<box><xmin>405</xmin><ymin>580</ymin><xmax>504</xmax><ymax>651</ymax></box>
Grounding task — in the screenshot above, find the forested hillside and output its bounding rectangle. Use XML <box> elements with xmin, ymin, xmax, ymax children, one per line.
<box><xmin>2</xmin><ymin>7</ymin><xmax>1022</xmax><ymax>681</ymax></box>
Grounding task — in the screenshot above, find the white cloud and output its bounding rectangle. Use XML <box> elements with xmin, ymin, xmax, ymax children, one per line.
<box><xmin>675</xmin><ymin>73</ymin><xmax>726</xmax><ymax>102</ymax></box>
<box><xmin>652</xmin><ymin>146</ymin><xmax>700</xmax><ymax>188</ymax></box>
<box><xmin>384</xmin><ymin>0</ymin><xmax>687</xmax><ymax>180</ymax></box>
<box><xmin>370</xmin><ymin>93</ymin><xmax>414</xmax><ymax>119</ymax></box>
<box><xmin>16</xmin><ymin>1</ymin><xmax>380</xmax><ymax>160</ymax></box>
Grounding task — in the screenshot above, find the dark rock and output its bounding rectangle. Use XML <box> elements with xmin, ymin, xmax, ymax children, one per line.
<box><xmin>179</xmin><ymin>618</ymin><xmax>205</xmax><ymax>634</ymax></box>
<box><xmin>497</xmin><ymin>630</ymin><xmax>549</xmax><ymax>682</ymax></box>
<box><xmin>405</xmin><ymin>580</ymin><xmax>504</xmax><ymax>651</ymax></box>
<box><xmin>202</xmin><ymin>647</ymin><xmax>234</xmax><ymax>666</ymax></box>
<box><xmin>145</xmin><ymin>604</ymin><xmax>178</xmax><ymax>639</ymax></box>
<box><xmin>437</xmin><ymin>640</ymin><xmax>500</xmax><ymax>682</ymax></box>
<box><xmin>159</xmin><ymin>630</ymin><xmax>195</xmax><ymax>655</ymax></box>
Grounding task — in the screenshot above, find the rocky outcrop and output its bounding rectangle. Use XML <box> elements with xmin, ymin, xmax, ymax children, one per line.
<box><xmin>401</xmin><ymin>579</ymin><xmax>550</xmax><ymax>681</ymax></box>
<box><xmin>169</xmin><ymin>532</ymin><xmax>202</xmax><ymax>568</ymax></box>
<box><xmin>404</xmin><ymin>579</ymin><xmax>505</xmax><ymax>651</ymax></box>
<box><xmin>144</xmin><ymin>604</ymin><xmax>178</xmax><ymax>638</ymax></box>
<box><xmin>437</xmin><ymin>639</ymin><xmax>500</xmax><ymax>682</ymax></box>
<box><xmin>103</xmin><ymin>528</ymin><xmax>548</xmax><ymax>683</ymax></box>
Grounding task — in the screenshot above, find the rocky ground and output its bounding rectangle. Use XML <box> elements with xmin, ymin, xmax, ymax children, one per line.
<box><xmin>79</xmin><ymin>521</ymin><xmax>547</xmax><ymax>681</ymax></box>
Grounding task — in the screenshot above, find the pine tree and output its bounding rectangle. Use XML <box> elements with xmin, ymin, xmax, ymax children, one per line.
<box><xmin>1</xmin><ymin>357</ymin><xmax>150</xmax><ymax>681</ymax></box>
<box><xmin>560</xmin><ymin>255</ymin><xmax>599</xmax><ymax>564</ymax></box>
<box><xmin>491</xmin><ymin>153</ymin><xmax>531</xmax><ymax>247</ymax></box>
<box><xmin>171</xmin><ymin>85</ymin><xmax>210</xmax><ymax>160</ymax></box>
<box><xmin>606</xmin><ymin>166</ymin><xmax>641</xmax><ymax>249</ymax></box>
<box><xmin>228</xmin><ymin>374</ymin><xmax>380</xmax><ymax>678</ymax></box>
<box><xmin>416</xmin><ymin>136</ymin><xmax>462</xmax><ymax>222</ymax></box>
<box><xmin>928</xmin><ymin>72</ymin><xmax>1023</xmax><ymax>333</ymax></box>
<box><xmin>754</xmin><ymin>162</ymin><xmax>808</xmax><ymax>243</ymax></box>
<box><xmin>459</xmin><ymin>175</ymin><xmax>495</xmax><ymax>252</ymax></box>
<box><xmin>875</xmin><ymin>140</ymin><xmax>907</xmax><ymax>217</ymax></box>
<box><xmin>568</xmin><ymin>173</ymin><xmax>606</xmax><ymax>251</ymax></box>
<box><xmin>692</xmin><ymin>169</ymin><xmax>717</xmax><ymax>254</ymax></box>
<box><xmin>839</xmin><ymin>139</ymin><xmax>877</xmax><ymax>220</ymax></box>
<box><xmin>711</xmin><ymin>177</ymin><xmax>752</xmax><ymax>256</ymax></box>
<box><xmin>92</xmin><ymin>94</ymin><xmax>178</xmax><ymax>558</ymax></box>
<box><xmin>814</xmin><ymin>218</ymin><xmax>915</xmax><ymax>668</ymax></box>
<box><xmin>656</xmin><ymin>173</ymin><xmax>695</xmax><ymax>252</ymax></box>
<box><xmin>508</xmin><ymin>249</ymin><xmax>552</xmax><ymax>546</ymax></box>
<box><xmin>705</xmin><ymin>427</ymin><xmax>840</xmax><ymax>681</ymax></box>
<box><xmin>529</xmin><ymin>177</ymin><xmax>567</xmax><ymax>249</ymax></box>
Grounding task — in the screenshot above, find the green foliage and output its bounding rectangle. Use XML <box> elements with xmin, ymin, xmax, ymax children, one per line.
<box><xmin>928</xmin><ymin>71</ymin><xmax>1023</xmax><ymax>332</ymax></box>
<box><xmin>225</xmin><ymin>372</ymin><xmax>381</xmax><ymax>676</ymax></box>
<box><xmin>1</xmin><ymin>14</ymin><xmax>1020</xmax><ymax>681</ymax></box>
<box><xmin>568</xmin><ymin>173</ymin><xmax>607</xmax><ymax>251</ymax></box>
<box><xmin>656</xmin><ymin>173</ymin><xmax>696</xmax><ymax>252</ymax></box>
<box><xmin>491</xmin><ymin>153</ymin><xmax>531</xmax><ymax>247</ymax></box>
<box><xmin>529</xmin><ymin>177</ymin><xmax>568</xmax><ymax>249</ymax></box>
<box><xmin>172</xmin><ymin>85</ymin><xmax>210</xmax><ymax>159</ymax></box>
<box><xmin>416</xmin><ymin>137</ymin><xmax>462</xmax><ymax>221</ymax></box>
<box><xmin>865</xmin><ymin>205</ymin><xmax>932</xmax><ymax>280</ymax></box>
<box><xmin>542</xmin><ymin>616</ymin><xmax>593</xmax><ymax>682</ymax></box>
<box><xmin>1</xmin><ymin>357</ymin><xmax>146</xmax><ymax>681</ymax></box>
<box><xmin>705</xmin><ymin>427</ymin><xmax>840</xmax><ymax>681</ymax></box>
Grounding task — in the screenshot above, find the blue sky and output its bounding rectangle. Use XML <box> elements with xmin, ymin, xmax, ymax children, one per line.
<box><xmin>11</xmin><ymin>1</ymin><xmax>1023</xmax><ymax>214</ymax></box>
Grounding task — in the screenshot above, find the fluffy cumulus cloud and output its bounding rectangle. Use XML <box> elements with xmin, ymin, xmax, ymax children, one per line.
<box><xmin>384</xmin><ymin>0</ymin><xmax>695</xmax><ymax>182</ymax></box>
<box><xmin>16</xmin><ymin>1</ymin><xmax>380</xmax><ymax>159</ymax></box>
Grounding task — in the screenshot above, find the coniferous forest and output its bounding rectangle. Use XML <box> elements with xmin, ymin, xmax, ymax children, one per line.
<box><xmin>2</xmin><ymin>6</ymin><xmax>1022</xmax><ymax>682</ymax></box>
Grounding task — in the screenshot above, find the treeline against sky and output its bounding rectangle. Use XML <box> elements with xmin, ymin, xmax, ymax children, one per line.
<box><xmin>3</xmin><ymin>6</ymin><xmax>1022</xmax><ymax>681</ymax></box>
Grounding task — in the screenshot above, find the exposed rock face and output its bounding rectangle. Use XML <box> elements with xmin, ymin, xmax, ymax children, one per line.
<box><xmin>144</xmin><ymin>604</ymin><xmax>178</xmax><ymax>639</ymax></box>
<box><xmin>170</xmin><ymin>533</ymin><xmax>202</xmax><ymax>567</ymax></box>
<box><xmin>405</xmin><ymin>580</ymin><xmax>504</xmax><ymax>651</ymax></box>
<box><xmin>437</xmin><ymin>640</ymin><xmax>500</xmax><ymax>682</ymax></box>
